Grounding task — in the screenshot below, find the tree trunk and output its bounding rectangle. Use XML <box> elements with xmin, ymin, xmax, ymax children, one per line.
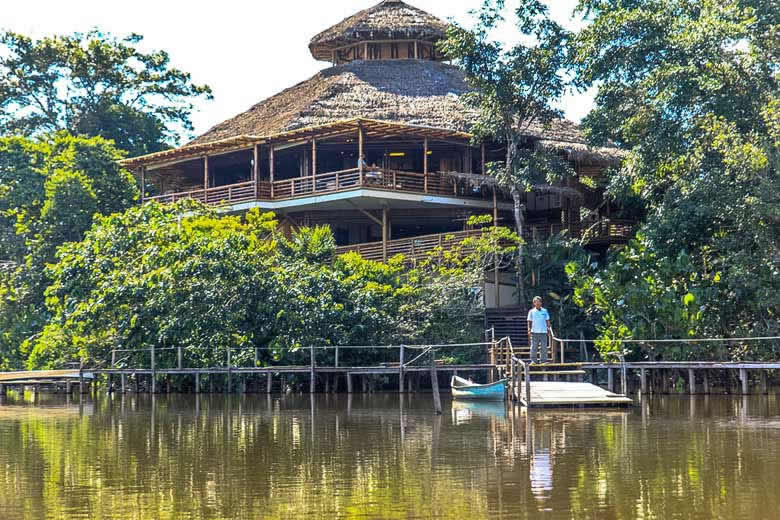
<box><xmin>505</xmin><ymin>134</ymin><xmax>527</xmax><ymax>306</ymax></box>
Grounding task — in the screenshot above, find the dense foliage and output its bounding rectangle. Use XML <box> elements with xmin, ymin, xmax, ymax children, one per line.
<box><xmin>0</xmin><ymin>133</ymin><xmax>138</xmax><ymax>369</ymax></box>
<box><xmin>440</xmin><ymin>0</ymin><xmax>576</xmax><ymax>304</ymax></box>
<box><xmin>569</xmin><ymin>0</ymin><xmax>780</xmax><ymax>360</ymax></box>
<box><xmin>23</xmin><ymin>202</ymin><xmax>501</xmax><ymax>370</ymax></box>
<box><xmin>0</xmin><ymin>31</ymin><xmax>212</xmax><ymax>155</ymax></box>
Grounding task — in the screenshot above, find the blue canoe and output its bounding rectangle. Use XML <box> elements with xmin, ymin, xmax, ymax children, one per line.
<box><xmin>451</xmin><ymin>375</ymin><xmax>507</xmax><ymax>401</ymax></box>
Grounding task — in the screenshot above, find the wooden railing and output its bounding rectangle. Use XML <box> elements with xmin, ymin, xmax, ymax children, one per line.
<box><xmin>335</xmin><ymin>229</ymin><xmax>486</xmax><ymax>262</ymax></box>
<box><xmin>146</xmin><ymin>168</ymin><xmax>495</xmax><ymax>205</ymax></box>
<box><xmin>581</xmin><ymin>219</ymin><xmax>635</xmax><ymax>245</ymax></box>
<box><xmin>147</xmin><ymin>181</ymin><xmax>258</xmax><ymax>206</ymax></box>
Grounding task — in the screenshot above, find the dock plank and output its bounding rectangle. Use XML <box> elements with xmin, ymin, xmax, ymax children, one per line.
<box><xmin>522</xmin><ymin>382</ymin><xmax>632</xmax><ymax>407</ymax></box>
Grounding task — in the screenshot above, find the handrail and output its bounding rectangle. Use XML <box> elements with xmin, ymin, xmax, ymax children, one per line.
<box><xmin>511</xmin><ymin>355</ymin><xmax>531</xmax><ymax>405</ymax></box>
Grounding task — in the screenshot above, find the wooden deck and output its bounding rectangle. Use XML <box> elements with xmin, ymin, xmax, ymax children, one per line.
<box><xmin>0</xmin><ymin>370</ymin><xmax>93</xmax><ymax>383</ymax></box>
<box><xmin>520</xmin><ymin>381</ymin><xmax>633</xmax><ymax>408</ymax></box>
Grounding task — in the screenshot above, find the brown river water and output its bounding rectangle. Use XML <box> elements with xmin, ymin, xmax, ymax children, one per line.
<box><xmin>0</xmin><ymin>391</ymin><xmax>779</xmax><ymax>519</ymax></box>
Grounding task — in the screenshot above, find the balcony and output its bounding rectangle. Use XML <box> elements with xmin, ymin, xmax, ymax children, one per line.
<box><xmin>144</xmin><ymin>168</ymin><xmax>495</xmax><ymax>207</ymax></box>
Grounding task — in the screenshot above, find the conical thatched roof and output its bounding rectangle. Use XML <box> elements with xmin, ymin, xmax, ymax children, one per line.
<box><xmin>190</xmin><ymin>60</ymin><xmax>474</xmax><ymax>145</ymax></box>
<box><xmin>309</xmin><ymin>0</ymin><xmax>449</xmax><ymax>62</ymax></box>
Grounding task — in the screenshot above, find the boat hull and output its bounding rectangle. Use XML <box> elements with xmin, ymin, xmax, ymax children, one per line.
<box><xmin>451</xmin><ymin>377</ymin><xmax>507</xmax><ymax>401</ymax></box>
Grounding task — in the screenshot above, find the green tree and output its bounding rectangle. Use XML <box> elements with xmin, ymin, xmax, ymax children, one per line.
<box><xmin>570</xmin><ymin>0</ymin><xmax>779</xmax><ymax>359</ymax></box>
<box><xmin>439</xmin><ymin>0</ymin><xmax>575</xmax><ymax>304</ymax></box>
<box><xmin>28</xmin><ymin>202</ymin><xmax>492</xmax><ymax>370</ymax></box>
<box><xmin>0</xmin><ymin>133</ymin><xmax>139</xmax><ymax>369</ymax></box>
<box><xmin>0</xmin><ymin>30</ymin><xmax>213</xmax><ymax>155</ymax></box>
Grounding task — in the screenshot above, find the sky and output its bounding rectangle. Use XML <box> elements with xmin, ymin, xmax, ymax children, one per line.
<box><xmin>2</xmin><ymin>0</ymin><xmax>595</xmax><ymax>140</ymax></box>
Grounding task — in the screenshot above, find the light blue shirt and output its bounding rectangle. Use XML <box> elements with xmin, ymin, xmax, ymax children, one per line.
<box><xmin>527</xmin><ymin>308</ymin><xmax>550</xmax><ymax>333</ymax></box>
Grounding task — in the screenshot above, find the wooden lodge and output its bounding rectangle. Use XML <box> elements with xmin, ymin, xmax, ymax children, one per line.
<box><xmin>121</xmin><ymin>0</ymin><xmax>632</xmax><ymax>314</ymax></box>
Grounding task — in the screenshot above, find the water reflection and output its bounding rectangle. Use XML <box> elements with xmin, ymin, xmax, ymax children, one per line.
<box><xmin>0</xmin><ymin>392</ymin><xmax>778</xmax><ymax>519</ymax></box>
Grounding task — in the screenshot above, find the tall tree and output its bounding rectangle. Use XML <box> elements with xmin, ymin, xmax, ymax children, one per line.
<box><xmin>0</xmin><ymin>30</ymin><xmax>212</xmax><ymax>156</ymax></box>
<box><xmin>570</xmin><ymin>0</ymin><xmax>779</xmax><ymax>359</ymax></box>
<box><xmin>439</xmin><ymin>0</ymin><xmax>574</xmax><ymax>304</ymax></box>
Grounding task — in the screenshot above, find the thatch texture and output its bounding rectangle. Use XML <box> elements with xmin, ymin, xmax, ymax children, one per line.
<box><xmin>309</xmin><ymin>0</ymin><xmax>449</xmax><ymax>61</ymax></box>
<box><xmin>190</xmin><ymin>60</ymin><xmax>475</xmax><ymax>146</ymax></box>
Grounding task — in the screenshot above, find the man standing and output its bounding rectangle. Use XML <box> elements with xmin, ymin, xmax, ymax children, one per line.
<box><xmin>527</xmin><ymin>296</ymin><xmax>551</xmax><ymax>364</ymax></box>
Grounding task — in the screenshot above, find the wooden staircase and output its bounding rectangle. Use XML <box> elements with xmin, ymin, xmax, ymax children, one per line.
<box><xmin>485</xmin><ymin>306</ymin><xmax>530</xmax><ymax>361</ymax></box>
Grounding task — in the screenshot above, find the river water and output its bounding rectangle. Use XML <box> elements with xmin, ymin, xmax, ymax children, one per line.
<box><xmin>0</xmin><ymin>392</ymin><xmax>778</xmax><ymax>519</ymax></box>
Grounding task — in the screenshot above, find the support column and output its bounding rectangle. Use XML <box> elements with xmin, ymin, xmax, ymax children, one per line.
<box><xmin>608</xmin><ymin>368</ymin><xmax>615</xmax><ymax>392</ymax></box>
<box><xmin>382</xmin><ymin>207</ymin><xmax>388</xmax><ymax>262</ymax></box>
<box><xmin>150</xmin><ymin>345</ymin><xmax>156</xmax><ymax>394</ymax></box>
<box><xmin>689</xmin><ymin>369</ymin><xmax>696</xmax><ymax>395</ymax></box>
<box><xmin>253</xmin><ymin>144</ymin><xmax>260</xmax><ymax>199</ymax></box>
<box><xmin>399</xmin><ymin>345</ymin><xmax>405</xmax><ymax>394</ymax></box>
<box><xmin>703</xmin><ymin>370</ymin><xmax>709</xmax><ymax>394</ymax></box>
<box><xmin>423</xmin><ymin>138</ymin><xmax>429</xmax><ymax>193</ymax></box>
<box><xmin>195</xmin><ymin>372</ymin><xmax>201</xmax><ymax>394</ymax></box>
<box><xmin>346</xmin><ymin>373</ymin><xmax>353</xmax><ymax>394</ymax></box>
<box><xmin>760</xmin><ymin>371</ymin><xmax>768</xmax><ymax>395</ymax></box>
<box><xmin>358</xmin><ymin>124</ymin><xmax>365</xmax><ymax>185</ymax></box>
<box><xmin>269</xmin><ymin>146</ymin><xmax>275</xmax><ymax>198</ymax></box>
<box><xmin>430</xmin><ymin>355</ymin><xmax>442</xmax><ymax>415</ymax></box>
<box><xmin>640</xmin><ymin>368</ymin><xmax>648</xmax><ymax>394</ymax></box>
<box><xmin>312</xmin><ymin>139</ymin><xmax>317</xmax><ymax>181</ymax></box>
<box><xmin>740</xmin><ymin>368</ymin><xmax>749</xmax><ymax>395</ymax></box>
<box><xmin>203</xmin><ymin>155</ymin><xmax>209</xmax><ymax>192</ymax></box>
<box><xmin>0</xmin><ymin>384</ymin><xmax>6</xmax><ymax>398</ymax></box>
<box><xmin>266</xmin><ymin>372</ymin><xmax>272</xmax><ymax>394</ymax></box>
<box><xmin>310</xmin><ymin>344</ymin><xmax>316</xmax><ymax>394</ymax></box>
<box><xmin>121</xmin><ymin>373</ymin><xmax>127</xmax><ymax>394</ymax></box>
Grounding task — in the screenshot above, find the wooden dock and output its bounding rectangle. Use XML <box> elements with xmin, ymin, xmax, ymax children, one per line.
<box><xmin>519</xmin><ymin>381</ymin><xmax>633</xmax><ymax>408</ymax></box>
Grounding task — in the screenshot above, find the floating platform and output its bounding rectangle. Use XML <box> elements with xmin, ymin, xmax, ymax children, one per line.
<box><xmin>520</xmin><ymin>381</ymin><xmax>633</xmax><ymax>408</ymax></box>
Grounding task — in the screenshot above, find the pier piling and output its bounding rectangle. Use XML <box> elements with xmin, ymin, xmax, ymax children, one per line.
<box><xmin>430</xmin><ymin>356</ymin><xmax>442</xmax><ymax>415</ymax></box>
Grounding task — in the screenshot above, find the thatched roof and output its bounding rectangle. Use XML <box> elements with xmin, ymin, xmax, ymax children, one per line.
<box><xmin>127</xmin><ymin>59</ymin><xmax>623</xmax><ymax>168</ymax></box>
<box><xmin>309</xmin><ymin>0</ymin><xmax>449</xmax><ymax>62</ymax></box>
<box><xmin>190</xmin><ymin>60</ymin><xmax>474</xmax><ymax>146</ymax></box>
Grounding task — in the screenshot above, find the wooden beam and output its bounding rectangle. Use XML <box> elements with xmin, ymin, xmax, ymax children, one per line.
<box><xmin>481</xmin><ymin>143</ymin><xmax>486</xmax><ymax>174</ymax></box>
<box><xmin>346</xmin><ymin>201</ymin><xmax>382</xmax><ymax>226</ymax></box>
<box><xmin>414</xmin><ymin>41</ymin><xmax>418</xmax><ymax>59</ymax></box>
<box><xmin>382</xmin><ymin>207</ymin><xmax>389</xmax><ymax>262</ymax></box>
<box><xmin>423</xmin><ymin>137</ymin><xmax>428</xmax><ymax>194</ymax></box>
<box><xmin>312</xmin><ymin>138</ymin><xmax>317</xmax><ymax>178</ymax></box>
<box><xmin>270</xmin><ymin>146</ymin><xmax>275</xmax><ymax>198</ymax></box>
<box><xmin>253</xmin><ymin>144</ymin><xmax>259</xmax><ymax>199</ymax></box>
<box><xmin>203</xmin><ymin>156</ymin><xmax>209</xmax><ymax>191</ymax></box>
<box><xmin>358</xmin><ymin>124</ymin><xmax>365</xmax><ymax>185</ymax></box>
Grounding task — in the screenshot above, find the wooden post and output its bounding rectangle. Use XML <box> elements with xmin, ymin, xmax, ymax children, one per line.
<box><xmin>203</xmin><ymin>156</ymin><xmax>209</xmax><ymax>192</ymax></box>
<box><xmin>140</xmin><ymin>167</ymin><xmax>146</xmax><ymax>204</ymax></box>
<box><xmin>430</xmin><ymin>353</ymin><xmax>442</xmax><ymax>415</ymax></box>
<box><xmin>335</xmin><ymin>346</ymin><xmax>340</xmax><ymax>368</ymax></box>
<box><xmin>266</xmin><ymin>372</ymin><xmax>272</xmax><ymax>394</ymax></box>
<box><xmin>177</xmin><ymin>346</ymin><xmax>183</xmax><ymax>370</ymax></box>
<box><xmin>269</xmin><ymin>147</ymin><xmax>275</xmax><ymax>198</ymax></box>
<box><xmin>0</xmin><ymin>384</ymin><xmax>6</xmax><ymax>399</ymax></box>
<box><xmin>688</xmin><ymin>369</ymin><xmax>696</xmax><ymax>395</ymax></box>
<box><xmin>121</xmin><ymin>373</ymin><xmax>126</xmax><ymax>394</ymax></box>
<box><xmin>150</xmin><ymin>344</ymin><xmax>156</xmax><ymax>394</ymax></box>
<box><xmin>346</xmin><ymin>373</ymin><xmax>353</xmax><ymax>394</ymax></box>
<box><xmin>640</xmin><ymin>368</ymin><xmax>648</xmax><ymax>394</ymax></box>
<box><xmin>312</xmin><ymin>139</ymin><xmax>317</xmax><ymax>182</ymax></box>
<box><xmin>423</xmin><ymin>138</ymin><xmax>429</xmax><ymax>193</ymax></box>
<box><xmin>310</xmin><ymin>344</ymin><xmax>316</xmax><ymax>394</ymax></box>
<box><xmin>134</xmin><ymin>374</ymin><xmax>140</xmax><ymax>393</ymax></box>
<box><xmin>79</xmin><ymin>358</ymin><xmax>85</xmax><ymax>394</ymax></box>
<box><xmin>110</xmin><ymin>349</ymin><xmax>116</xmax><ymax>393</ymax></box>
<box><xmin>740</xmin><ymin>368</ymin><xmax>749</xmax><ymax>395</ymax></box>
<box><xmin>382</xmin><ymin>207</ymin><xmax>388</xmax><ymax>262</ymax></box>
<box><xmin>253</xmin><ymin>144</ymin><xmax>260</xmax><ymax>199</ymax></box>
<box><xmin>608</xmin><ymin>368</ymin><xmax>615</xmax><ymax>392</ymax></box>
<box><xmin>414</xmin><ymin>41</ymin><xmax>418</xmax><ymax>59</ymax></box>
<box><xmin>702</xmin><ymin>370</ymin><xmax>709</xmax><ymax>394</ymax></box>
<box><xmin>358</xmin><ymin>124</ymin><xmax>365</xmax><ymax>184</ymax></box>
<box><xmin>195</xmin><ymin>372</ymin><xmax>201</xmax><ymax>394</ymax></box>
<box><xmin>760</xmin><ymin>370</ymin><xmax>768</xmax><ymax>395</ymax></box>
<box><xmin>226</xmin><ymin>347</ymin><xmax>232</xmax><ymax>394</ymax></box>
<box><xmin>399</xmin><ymin>345</ymin><xmax>405</xmax><ymax>393</ymax></box>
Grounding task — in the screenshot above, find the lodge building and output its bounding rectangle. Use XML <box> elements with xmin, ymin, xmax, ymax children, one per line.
<box><xmin>121</xmin><ymin>0</ymin><xmax>630</xmax><ymax>317</ymax></box>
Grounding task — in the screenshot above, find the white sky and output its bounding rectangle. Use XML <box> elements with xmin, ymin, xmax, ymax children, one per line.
<box><xmin>2</xmin><ymin>0</ymin><xmax>595</xmax><ymax>140</ymax></box>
